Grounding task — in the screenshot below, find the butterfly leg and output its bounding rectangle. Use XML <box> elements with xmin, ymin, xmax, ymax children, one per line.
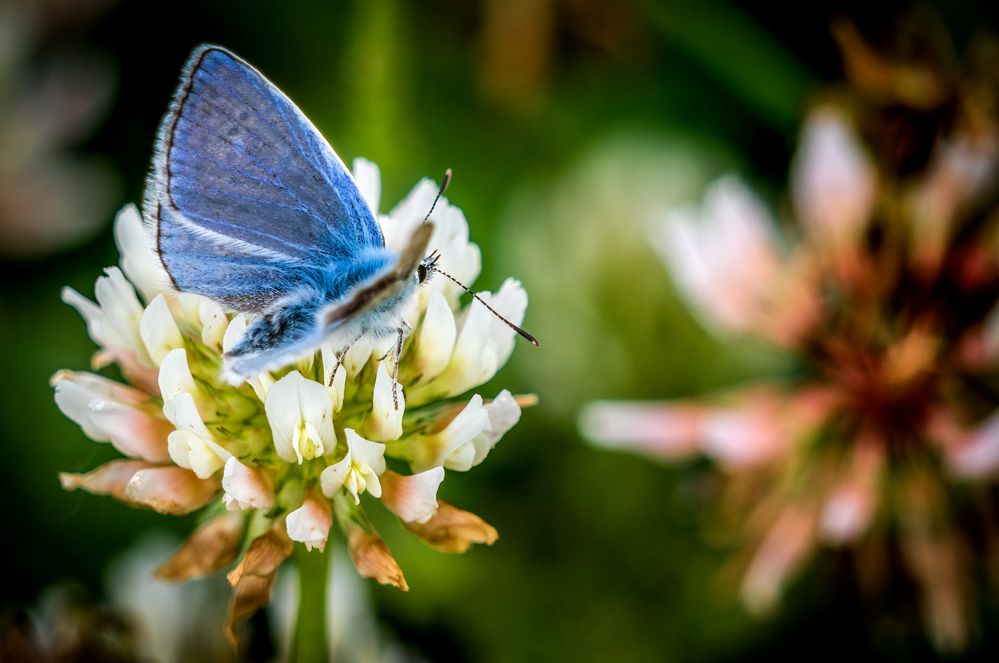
<box><xmin>328</xmin><ymin>330</ymin><xmax>365</xmax><ymax>387</ymax></box>
<box><xmin>391</xmin><ymin>320</ymin><xmax>413</xmax><ymax>410</ymax></box>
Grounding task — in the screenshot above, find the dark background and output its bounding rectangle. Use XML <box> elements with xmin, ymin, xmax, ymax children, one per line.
<box><xmin>2</xmin><ymin>0</ymin><xmax>998</xmax><ymax>660</ymax></box>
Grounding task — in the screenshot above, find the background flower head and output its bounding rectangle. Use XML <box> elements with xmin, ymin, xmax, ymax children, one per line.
<box><xmin>583</xmin><ymin>21</ymin><xmax>999</xmax><ymax>653</ymax></box>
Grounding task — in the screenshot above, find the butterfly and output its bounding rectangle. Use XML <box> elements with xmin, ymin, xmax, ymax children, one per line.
<box><xmin>143</xmin><ymin>44</ymin><xmax>536</xmax><ymax>390</ymax></box>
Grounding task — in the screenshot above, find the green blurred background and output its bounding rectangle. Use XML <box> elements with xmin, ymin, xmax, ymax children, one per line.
<box><xmin>2</xmin><ymin>0</ymin><xmax>998</xmax><ymax>660</ymax></box>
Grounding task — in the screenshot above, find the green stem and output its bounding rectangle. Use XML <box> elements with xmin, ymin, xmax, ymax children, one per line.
<box><xmin>290</xmin><ymin>544</ymin><xmax>331</xmax><ymax>663</ymax></box>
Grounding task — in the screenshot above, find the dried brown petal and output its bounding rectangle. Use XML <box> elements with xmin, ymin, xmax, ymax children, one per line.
<box><xmin>59</xmin><ymin>460</ymin><xmax>154</xmax><ymax>502</ymax></box>
<box><xmin>224</xmin><ymin>520</ymin><xmax>293</xmax><ymax>648</ymax></box>
<box><xmin>346</xmin><ymin>529</ymin><xmax>409</xmax><ymax>591</ymax></box>
<box><xmin>155</xmin><ymin>512</ymin><xmax>244</xmax><ymax>581</ymax></box>
<box><xmin>404</xmin><ymin>501</ymin><xmax>499</xmax><ymax>553</ymax></box>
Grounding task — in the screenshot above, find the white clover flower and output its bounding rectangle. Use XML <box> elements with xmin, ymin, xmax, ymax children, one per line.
<box><xmin>320</xmin><ymin>429</ymin><xmax>386</xmax><ymax>504</ymax></box>
<box><xmin>55</xmin><ymin>162</ymin><xmax>534</xmax><ymax>636</ymax></box>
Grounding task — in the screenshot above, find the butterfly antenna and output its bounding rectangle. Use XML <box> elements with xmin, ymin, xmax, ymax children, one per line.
<box><xmin>423</xmin><ymin>168</ymin><xmax>452</xmax><ymax>221</ymax></box>
<box><xmin>432</xmin><ymin>267</ymin><xmax>540</xmax><ymax>347</ymax></box>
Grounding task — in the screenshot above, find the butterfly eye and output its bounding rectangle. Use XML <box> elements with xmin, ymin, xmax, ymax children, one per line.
<box><xmin>417</xmin><ymin>263</ymin><xmax>428</xmax><ymax>283</ymax></box>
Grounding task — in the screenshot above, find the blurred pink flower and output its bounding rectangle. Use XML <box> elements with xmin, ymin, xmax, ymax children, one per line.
<box><xmin>582</xmin><ymin>23</ymin><xmax>999</xmax><ymax>653</ymax></box>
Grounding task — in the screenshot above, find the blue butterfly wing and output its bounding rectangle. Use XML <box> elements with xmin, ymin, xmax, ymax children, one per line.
<box><xmin>154</xmin><ymin>201</ymin><xmax>302</xmax><ymax>311</ymax></box>
<box><xmin>146</xmin><ymin>44</ymin><xmax>384</xmax><ymax>309</ymax></box>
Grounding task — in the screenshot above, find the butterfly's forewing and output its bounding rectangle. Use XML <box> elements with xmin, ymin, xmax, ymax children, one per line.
<box><xmin>147</xmin><ymin>45</ymin><xmax>384</xmax><ymax>309</ymax></box>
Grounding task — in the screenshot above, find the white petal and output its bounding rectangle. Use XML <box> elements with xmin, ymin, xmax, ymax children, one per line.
<box><xmin>363</xmin><ymin>363</ymin><xmax>404</xmax><ymax>441</ymax></box>
<box><xmin>265</xmin><ymin>371</ymin><xmax>334</xmax><ymax>464</ymax></box>
<box><xmin>409</xmin><ymin>395</ymin><xmax>491</xmax><ymax>472</ymax></box>
<box><xmin>162</xmin><ymin>393</ymin><xmax>211</xmax><ymax>438</ymax></box>
<box><xmin>320</xmin><ymin>342</ymin><xmax>347</xmax><ymax>413</ymax></box>
<box><xmin>140</xmin><ymin>294</ymin><xmax>184</xmax><ymax>364</ymax></box>
<box><xmin>167</xmin><ymin>431</ymin><xmax>223</xmax><ymax>478</ymax></box>
<box><xmin>158</xmin><ymin>348</ymin><xmax>199</xmax><ymax>403</ymax></box>
<box><xmin>167</xmin><ymin>430</ymin><xmax>193</xmax><ymax>469</ymax></box>
<box><xmin>113</xmin><ymin>203</ymin><xmax>168</xmax><ymax>302</ymax></box>
<box><xmin>481</xmin><ymin>279</ymin><xmax>527</xmax><ymax>365</ymax></box>
<box><xmin>342</xmin><ymin>337</ymin><xmax>374</xmax><ymax>377</ymax></box>
<box><xmin>414</xmin><ymin>291</ymin><xmax>457</xmax><ymax>381</ymax></box>
<box><xmin>199</xmin><ymin>298</ymin><xmax>228</xmax><ymax>351</ymax></box>
<box><xmin>94</xmin><ymin>268</ymin><xmax>147</xmax><ymax>353</ymax></box>
<box><xmin>320</xmin><ymin>453</ymin><xmax>352</xmax><ymax>498</ymax></box>
<box><xmin>222</xmin><ymin>314</ymin><xmax>248</xmax><ymax>354</ymax></box>
<box><xmin>384</xmin><ymin>179</ymin><xmax>438</xmax><ymax>250</ymax></box>
<box><xmin>433</xmin><ymin>298</ymin><xmax>495</xmax><ymax>396</ymax></box>
<box><xmin>346</xmin><ymin>429</ymin><xmax>386</xmax><ymax>476</ymax></box>
<box><xmin>61</xmin><ymin>287</ymin><xmax>105</xmax><ymax>348</ymax></box>
<box><xmin>483</xmin><ymin>390</ymin><xmax>522</xmax><ymax>445</ymax></box>
<box><xmin>443</xmin><ymin>395</ymin><xmax>489</xmax><ymax>450</ymax></box>
<box><xmin>445</xmin><ymin>442</ymin><xmax>479</xmax><ymax>472</ymax></box>
<box><xmin>352</xmin><ymin>157</ymin><xmax>381</xmax><ymax>217</ymax></box>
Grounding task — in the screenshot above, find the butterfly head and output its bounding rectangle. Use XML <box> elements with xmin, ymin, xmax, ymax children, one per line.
<box><xmin>417</xmin><ymin>248</ymin><xmax>441</xmax><ymax>285</ymax></box>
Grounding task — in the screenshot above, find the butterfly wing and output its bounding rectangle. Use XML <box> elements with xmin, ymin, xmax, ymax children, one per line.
<box><xmin>146</xmin><ymin>44</ymin><xmax>384</xmax><ymax>309</ymax></box>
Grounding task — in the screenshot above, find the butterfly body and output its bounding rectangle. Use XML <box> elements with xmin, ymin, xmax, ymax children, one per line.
<box><xmin>224</xmin><ymin>249</ymin><xmax>420</xmax><ymax>378</ymax></box>
<box><xmin>144</xmin><ymin>44</ymin><xmax>432</xmax><ymax>381</ymax></box>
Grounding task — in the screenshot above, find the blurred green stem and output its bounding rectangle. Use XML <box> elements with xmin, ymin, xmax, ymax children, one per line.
<box><xmin>290</xmin><ymin>544</ymin><xmax>330</xmax><ymax>663</ymax></box>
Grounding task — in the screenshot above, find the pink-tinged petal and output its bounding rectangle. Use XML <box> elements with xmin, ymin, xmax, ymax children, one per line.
<box><xmin>404</xmin><ymin>501</ymin><xmax>499</xmax><ymax>553</ymax></box>
<box><xmin>792</xmin><ymin>107</ymin><xmax>875</xmax><ymax>263</ymax></box>
<box><xmin>706</xmin><ymin>386</ymin><xmax>837</xmax><ymax>469</ymax></box>
<box><xmin>819</xmin><ymin>438</ymin><xmax>883</xmax><ymax>544</ymax></box>
<box><xmin>381</xmin><ymin>468</ymin><xmax>445</xmax><ymax>524</ymax></box>
<box><xmin>221</xmin><ymin>458</ymin><xmax>275</xmax><ymax>511</ymax></box>
<box><xmin>124</xmin><ymin>467</ymin><xmax>217</xmax><ymax>515</ymax></box>
<box><xmin>155</xmin><ymin>512</ymin><xmax>244</xmax><ymax>581</ymax></box>
<box><xmin>60</xmin><ymin>460</ymin><xmax>154</xmax><ymax>501</ymax></box>
<box><xmin>285</xmin><ymin>489</ymin><xmax>332</xmax><ymax>552</ymax></box>
<box><xmin>946</xmin><ymin>410</ymin><xmax>999</xmax><ymax>479</ymax></box>
<box><xmin>657</xmin><ymin>177</ymin><xmax>781</xmax><ymax>336</ymax></box>
<box><xmin>52</xmin><ymin>369</ymin><xmax>170</xmax><ymax>462</ymax></box>
<box><xmin>702</xmin><ymin>407</ymin><xmax>785</xmax><ymax>469</ymax></box>
<box><xmin>910</xmin><ymin>137</ymin><xmax>997</xmax><ymax>275</ymax></box>
<box><xmin>740</xmin><ymin>507</ymin><xmax>816</xmax><ymax>614</ymax></box>
<box><xmin>578</xmin><ymin>400</ymin><xmax>702</xmax><ymax>459</ymax></box>
<box><xmin>86</xmin><ymin>402</ymin><xmax>172</xmax><ymax>462</ymax></box>
<box><xmin>225</xmin><ymin>520</ymin><xmax>293</xmax><ymax>647</ymax></box>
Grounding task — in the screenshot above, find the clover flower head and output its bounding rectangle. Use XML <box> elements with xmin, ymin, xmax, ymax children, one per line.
<box><xmin>582</xmin><ymin>25</ymin><xmax>999</xmax><ymax>653</ymax></box>
<box><xmin>55</xmin><ymin>159</ymin><xmax>532</xmax><ymax>639</ymax></box>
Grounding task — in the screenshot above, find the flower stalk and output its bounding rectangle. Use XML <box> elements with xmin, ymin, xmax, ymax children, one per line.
<box><xmin>290</xmin><ymin>543</ymin><xmax>331</xmax><ymax>663</ymax></box>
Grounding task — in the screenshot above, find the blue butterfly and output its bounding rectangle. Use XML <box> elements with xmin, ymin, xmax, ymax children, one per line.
<box><xmin>144</xmin><ymin>45</ymin><xmax>535</xmax><ymax>387</ymax></box>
